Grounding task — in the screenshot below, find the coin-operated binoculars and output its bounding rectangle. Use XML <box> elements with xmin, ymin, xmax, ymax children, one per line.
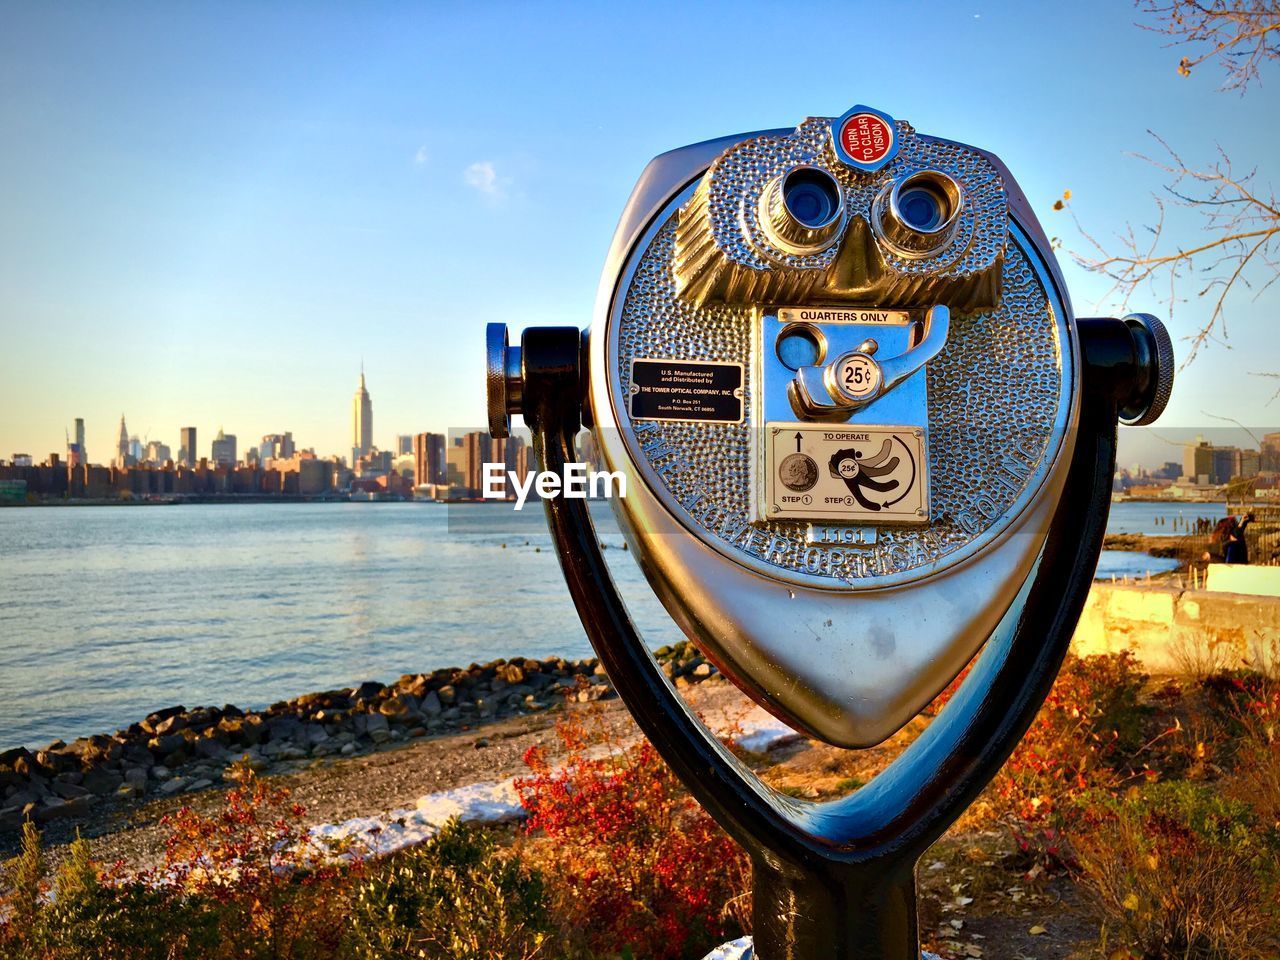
<box><xmin>486</xmin><ymin>105</ymin><xmax>1173</xmax><ymax>960</ymax></box>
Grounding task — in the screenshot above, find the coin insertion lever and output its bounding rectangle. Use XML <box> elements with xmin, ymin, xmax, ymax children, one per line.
<box><xmin>791</xmin><ymin>304</ymin><xmax>951</xmax><ymax>417</ymax></box>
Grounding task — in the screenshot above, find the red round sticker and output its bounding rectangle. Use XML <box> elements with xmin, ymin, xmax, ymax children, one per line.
<box><xmin>839</xmin><ymin>113</ymin><xmax>893</xmax><ymax>165</ymax></box>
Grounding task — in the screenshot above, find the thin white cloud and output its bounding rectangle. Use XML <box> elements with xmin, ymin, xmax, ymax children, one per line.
<box><xmin>463</xmin><ymin>160</ymin><xmax>509</xmax><ymax>201</ymax></box>
<box><xmin>413</xmin><ymin>145</ymin><xmax>430</xmax><ymax>166</ymax></box>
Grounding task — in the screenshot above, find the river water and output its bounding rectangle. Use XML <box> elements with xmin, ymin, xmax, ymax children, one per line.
<box><xmin>0</xmin><ymin>500</ymin><xmax>1210</xmax><ymax>748</ymax></box>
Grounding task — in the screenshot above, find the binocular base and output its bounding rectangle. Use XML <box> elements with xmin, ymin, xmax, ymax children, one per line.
<box><xmin>519</xmin><ymin>324</ymin><xmax>1124</xmax><ymax>960</ymax></box>
<box><xmin>701</xmin><ymin>939</ymin><xmax>941</xmax><ymax>960</ymax></box>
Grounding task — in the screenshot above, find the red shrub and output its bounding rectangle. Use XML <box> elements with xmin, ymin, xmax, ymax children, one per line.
<box><xmin>515</xmin><ymin>709</ymin><xmax>749</xmax><ymax>960</ymax></box>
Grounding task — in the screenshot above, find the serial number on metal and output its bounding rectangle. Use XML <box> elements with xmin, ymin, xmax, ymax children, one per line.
<box><xmin>764</xmin><ymin>422</ymin><xmax>928</xmax><ymax>524</ymax></box>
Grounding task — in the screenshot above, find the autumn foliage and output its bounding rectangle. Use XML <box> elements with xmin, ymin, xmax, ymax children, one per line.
<box><xmin>515</xmin><ymin>708</ymin><xmax>750</xmax><ymax>960</ymax></box>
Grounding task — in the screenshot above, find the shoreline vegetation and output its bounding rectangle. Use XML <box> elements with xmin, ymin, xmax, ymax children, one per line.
<box><xmin>7</xmin><ymin>647</ymin><xmax>1280</xmax><ymax>957</ymax></box>
<box><xmin>0</xmin><ymin>642</ymin><xmax>722</xmax><ymax>842</ymax></box>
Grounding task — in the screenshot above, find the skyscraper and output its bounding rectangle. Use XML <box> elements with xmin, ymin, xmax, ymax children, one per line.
<box><xmin>352</xmin><ymin>368</ymin><xmax>373</xmax><ymax>465</ymax></box>
<box><xmin>180</xmin><ymin>427</ymin><xmax>197</xmax><ymax>467</ymax></box>
<box><xmin>211</xmin><ymin>428</ymin><xmax>237</xmax><ymax>467</ymax></box>
<box><xmin>413</xmin><ymin>432</ymin><xmax>446</xmax><ymax>488</ymax></box>
<box><xmin>116</xmin><ymin>415</ymin><xmax>129</xmax><ymax>468</ymax></box>
<box><xmin>75</xmin><ymin>418</ymin><xmax>86</xmax><ymax>465</ymax></box>
<box><xmin>463</xmin><ymin>431</ymin><xmax>491</xmax><ymax>498</ymax></box>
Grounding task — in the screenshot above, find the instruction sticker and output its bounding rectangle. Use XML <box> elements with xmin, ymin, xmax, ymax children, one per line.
<box><xmin>764</xmin><ymin>421</ymin><xmax>928</xmax><ymax>523</ymax></box>
<box><xmin>630</xmin><ymin>359</ymin><xmax>744</xmax><ymax>424</ymax></box>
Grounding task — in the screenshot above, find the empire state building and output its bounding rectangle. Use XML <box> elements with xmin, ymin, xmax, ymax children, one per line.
<box><xmin>352</xmin><ymin>369</ymin><xmax>373</xmax><ymax>464</ymax></box>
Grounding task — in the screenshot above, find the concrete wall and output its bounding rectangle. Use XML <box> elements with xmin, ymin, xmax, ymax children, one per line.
<box><xmin>1073</xmin><ymin>581</ymin><xmax>1280</xmax><ymax>674</ymax></box>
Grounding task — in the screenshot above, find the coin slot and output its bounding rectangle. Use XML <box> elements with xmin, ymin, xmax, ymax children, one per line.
<box><xmin>776</xmin><ymin>323</ymin><xmax>826</xmax><ymax>371</ymax></box>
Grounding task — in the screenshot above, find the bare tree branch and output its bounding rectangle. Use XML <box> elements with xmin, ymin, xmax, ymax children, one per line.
<box><xmin>1252</xmin><ymin>371</ymin><xmax>1280</xmax><ymax>402</ymax></box>
<box><xmin>1057</xmin><ymin>133</ymin><xmax>1280</xmax><ymax>363</ymax></box>
<box><xmin>1137</xmin><ymin>0</ymin><xmax>1280</xmax><ymax>91</ymax></box>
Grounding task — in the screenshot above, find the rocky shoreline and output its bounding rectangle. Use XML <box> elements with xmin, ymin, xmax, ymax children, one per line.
<box><xmin>0</xmin><ymin>641</ymin><xmax>723</xmax><ymax>836</ymax></box>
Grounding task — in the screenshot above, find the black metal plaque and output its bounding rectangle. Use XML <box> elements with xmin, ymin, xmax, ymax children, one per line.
<box><xmin>629</xmin><ymin>359</ymin><xmax>743</xmax><ymax>424</ymax></box>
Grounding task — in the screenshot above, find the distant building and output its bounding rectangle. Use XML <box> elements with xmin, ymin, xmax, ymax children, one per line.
<box><xmin>144</xmin><ymin>440</ymin><xmax>172</xmax><ymax>464</ymax></box>
<box><xmin>259</xmin><ymin>432</ymin><xmax>295</xmax><ymax>465</ymax></box>
<box><xmin>74</xmin><ymin>418</ymin><xmax>86</xmax><ymax>466</ymax></box>
<box><xmin>1262</xmin><ymin>432</ymin><xmax>1280</xmax><ymax>473</ymax></box>
<box><xmin>352</xmin><ymin>369</ymin><xmax>373</xmax><ymax>465</ymax></box>
<box><xmin>180</xmin><ymin>426</ymin><xmax>197</xmax><ymax>467</ymax></box>
<box><xmin>463</xmin><ymin>431</ymin><xmax>491</xmax><ymax>498</ymax></box>
<box><xmin>116</xmin><ymin>415</ymin><xmax>130</xmax><ymax>468</ymax></box>
<box><xmin>211</xmin><ymin>428</ymin><xmax>237</xmax><ymax>467</ymax></box>
<box><xmin>1233</xmin><ymin>448</ymin><xmax>1261</xmax><ymax>479</ymax></box>
<box><xmin>413</xmin><ymin>432</ymin><xmax>446</xmax><ymax>488</ymax></box>
<box><xmin>446</xmin><ymin>442</ymin><xmax>469</xmax><ymax>498</ymax></box>
<box><xmin>395</xmin><ymin>434</ymin><xmax>413</xmax><ymax>456</ymax></box>
<box><xmin>392</xmin><ymin>452</ymin><xmax>416</xmax><ymax>480</ymax></box>
<box><xmin>353</xmin><ymin>448</ymin><xmax>392</xmax><ymax>478</ymax></box>
<box><xmin>128</xmin><ymin>435</ymin><xmax>143</xmax><ymax>464</ymax></box>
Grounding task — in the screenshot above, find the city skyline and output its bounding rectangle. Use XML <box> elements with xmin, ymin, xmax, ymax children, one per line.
<box><xmin>2</xmin><ymin>2</ymin><xmax>1278</xmax><ymax>459</ymax></box>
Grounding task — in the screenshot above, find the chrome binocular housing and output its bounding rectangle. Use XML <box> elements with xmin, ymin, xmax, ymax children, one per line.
<box><xmin>487</xmin><ymin>104</ymin><xmax>1173</xmax><ymax>750</ymax></box>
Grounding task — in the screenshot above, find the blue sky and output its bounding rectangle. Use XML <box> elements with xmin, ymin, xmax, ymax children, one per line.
<box><xmin>1</xmin><ymin>0</ymin><xmax>1277</xmax><ymax>462</ymax></box>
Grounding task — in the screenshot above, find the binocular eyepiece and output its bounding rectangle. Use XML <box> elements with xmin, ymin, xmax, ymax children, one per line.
<box><xmin>760</xmin><ymin>166</ymin><xmax>846</xmax><ymax>255</ymax></box>
<box><xmin>874</xmin><ymin>169</ymin><xmax>963</xmax><ymax>257</ymax></box>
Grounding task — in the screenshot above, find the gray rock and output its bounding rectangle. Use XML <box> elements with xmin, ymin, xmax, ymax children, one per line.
<box><xmin>195</xmin><ymin>738</ymin><xmax>228</xmax><ymax>761</ymax></box>
<box><xmin>159</xmin><ymin>777</ymin><xmax>188</xmax><ymax>795</ymax></box>
<box><xmin>154</xmin><ymin>714</ymin><xmax>186</xmax><ymax>736</ymax></box>
<box><xmin>340</xmin><ymin>743</ymin><xmax>356</xmax><ymax>756</ymax></box>
<box><xmin>186</xmin><ymin>779</ymin><xmax>213</xmax><ymax>792</ymax></box>
<box><xmin>81</xmin><ymin>768</ymin><xmax>124</xmax><ymax>796</ymax></box>
<box><xmin>420</xmin><ymin>691</ymin><xmax>443</xmax><ymax>716</ymax></box>
<box><xmin>150</xmin><ymin>765</ymin><xmax>172</xmax><ymax>781</ymax></box>
<box><xmin>364</xmin><ymin>714</ymin><xmax>389</xmax><ymax>733</ymax></box>
<box><xmin>0</xmin><ymin>805</ymin><xmax>26</xmax><ymax>830</ymax></box>
<box><xmin>437</xmin><ymin>684</ymin><xmax>457</xmax><ymax>705</ymax></box>
<box><xmin>369</xmin><ymin>729</ymin><xmax>392</xmax><ymax>745</ymax></box>
<box><xmin>35</xmin><ymin>798</ymin><xmax>71</xmax><ymax>822</ymax></box>
<box><xmin>150</xmin><ymin>733</ymin><xmax>185</xmax><ymax>757</ymax></box>
<box><xmin>124</xmin><ymin>768</ymin><xmax>148</xmax><ymax>789</ymax></box>
<box><xmin>53</xmin><ymin>780</ymin><xmax>91</xmax><ymax>800</ymax></box>
<box><xmin>116</xmin><ymin>783</ymin><xmax>143</xmax><ymax>800</ymax></box>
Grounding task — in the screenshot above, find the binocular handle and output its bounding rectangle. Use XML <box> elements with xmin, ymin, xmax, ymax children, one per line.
<box><xmin>514</xmin><ymin>318</ymin><xmax>1145</xmax><ymax>958</ymax></box>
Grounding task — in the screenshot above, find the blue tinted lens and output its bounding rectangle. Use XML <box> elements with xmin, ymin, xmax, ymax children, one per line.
<box><xmin>783</xmin><ymin>170</ymin><xmax>839</xmax><ymax>228</ymax></box>
<box><xmin>898</xmin><ymin>187</ymin><xmax>943</xmax><ymax>231</ymax></box>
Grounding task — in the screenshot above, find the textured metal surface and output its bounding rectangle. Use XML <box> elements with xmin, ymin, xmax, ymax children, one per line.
<box><xmin>612</xmin><ymin>207</ymin><xmax>1068</xmax><ymax>588</ymax></box>
<box><xmin>486</xmin><ymin>322</ymin><xmax>513</xmax><ymax>439</ymax></box>
<box><xmin>673</xmin><ymin>118</ymin><xmax>1007</xmax><ymax>311</ymax></box>
<box><xmin>1121</xmin><ymin>312</ymin><xmax>1174</xmax><ymax>426</ymax></box>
